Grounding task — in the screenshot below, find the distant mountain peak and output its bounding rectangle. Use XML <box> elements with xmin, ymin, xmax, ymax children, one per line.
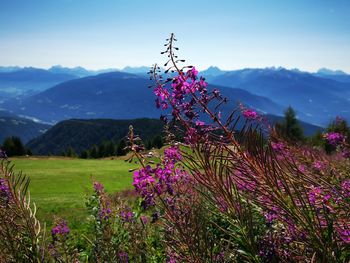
<box><xmin>48</xmin><ymin>65</ymin><xmax>91</xmax><ymax>77</ymax></box>
<box><xmin>50</xmin><ymin>65</ymin><xmax>64</xmax><ymax>69</ymax></box>
<box><xmin>203</xmin><ymin>66</ymin><xmax>222</xmax><ymax>73</ymax></box>
<box><xmin>50</xmin><ymin>65</ymin><xmax>88</xmax><ymax>71</ymax></box>
<box><xmin>317</xmin><ymin>68</ymin><xmax>347</xmax><ymax>76</ymax></box>
<box><xmin>200</xmin><ymin>66</ymin><xmax>226</xmax><ymax>79</ymax></box>
<box><xmin>207</xmin><ymin>66</ymin><xmax>221</xmax><ymax>70</ymax></box>
<box><xmin>0</xmin><ymin>66</ymin><xmax>21</xmax><ymax>73</ymax></box>
<box><xmin>121</xmin><ymin>66</ymin><xmax>151</xmax><ymax>74</ymax></box>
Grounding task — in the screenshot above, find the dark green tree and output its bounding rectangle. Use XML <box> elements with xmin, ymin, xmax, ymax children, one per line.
<box><xmin>80</xmin><ymin>150</ymin><xmax>89</xmax><ymax>159</ymax></box>
<box><xmin>275</xmin><ymin>106</ymin><xmax>304</xmax><ymax>142</ymax></box>
<box><xmin>2</xmin><ymin>136</ymin><xmax>26</xmax><ymax>157</ymax></box>
<box><xmin>2</xmin><ymin>138</ymin><xmax>15</xmax><ymax>156</ymax></box>
<box><xmin>116</xmin><ymin>139</ymin><xmax>127</xmax><ymax>156</ymax></box>
<box><xmin>308</xmin><ymin>130</ymin><xmax>324</xmax><ymax>147</ymax></box>
<box><xmin>13</xmin><ymin>137</ymin><xmax>26</xmax><ymax>156</ymax></box>
<box><xmin>105</xmin><ymin>141</ymin><xmax>116</xmax><ymax>157</ymax></box>
<box><xmin>98</xmin><ymin>142</ymin><xmax>107</xmax><ymax>158</ymax></box>
<box><xmin>145</xmin><ymin>140</ymin><xmax>153</xmax><ymax>150</ymax></box>
<box><xmin>66</xmin><ymin>146</ymin><xmax>77</xmax><ymax>158</ymax></box>
<box><xmin>152</xmin><ymin>135</ymin><xmax>164</xmax><ymax>149</ymax></box>
<box><xmin>90</xmin><ymin>145</ymin><xmax>99</xmax><ymax>159</ymax></box>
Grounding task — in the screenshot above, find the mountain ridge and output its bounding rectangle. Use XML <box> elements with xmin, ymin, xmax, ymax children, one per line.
<box><xmin>0</xmin><ymin>111</ymin><xmax>51</xmax><ymax>144</ymax></box>
<box><xmin>26</xmin><ymin>118</ymin><xmax>164</xmax><ymax>155</ymax></box>
<box><xmin>4</xmin><ymin>71</ymin><xmax>284</xmax><ymax>124</ymax></box>
<box><xmin>208</xmin><ymin>68</ymin><xmax>350</xmax><ymax>125</ymax></box>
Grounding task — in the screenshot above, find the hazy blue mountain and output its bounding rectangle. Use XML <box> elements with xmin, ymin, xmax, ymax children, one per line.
<box><xmin>0</xmin><ymin>67</ymin><xmax>76</xmax><ymax>82</ymax></box>
<box><xmin>120</xmin><ymin>66</ymin><xmax>166</xmax><ymax>78</ymax></box>
<box><xmin>49</xmin><ymin>65</ymin><xmax>92</xmax><ymax>77</ymax></box>
<box><xmin>0</xmin><ymin>110</ymin><xmax>19</xmax><ymax>118</ymax></box>
<box><xmin>0</xmin><ymin>111</ymin><xmax>51</xmax><ymax>144</ymax></box>
<box><xmin>0</xmin><ymin>66</ymin><xmax>21</xmax><ymax>73</ymax></box>
<box><xmin>4</xmin><ymin>71</ymin><xmax>284</xmax><ymax>123</ymax></box>
<box><xmin>0</xmin><ymin>67</ymin><xmax>78</xmax><ymax>98</ymax></box>
<box><xmin>209</xmin><ymin>68</ymin><xmax>350</xmax><ymax>125</ymax></box>
<box><xmin>49</xmin><ymin>65</ymin><xmax>120</xmax><ymax>77</ymax></box>
<box><xmin>94</xmin><ymin>68</ymin><xmax>119</xmax><ymax>74</ymax></box>
<box><xmin>317</xmin><ymin>68</ymin><xmax>347</xmax><ymax>76</ymax></box>
<box><xmin>121</xmin><ymin>66</ymin><xmax>151</xmax><ymax>74</ymax></box>
<box><xmin>26</xmin><ymin>118</ymin><xmax>164</xmax><ymax>155</ymax></box>
<box><xmin>199</xmin><ymin>66</ymin><xmax>227</xmax><ymax>82</ymax></box>
<box><xmin>201</xmin><ymin>66</ymin><xmax>225</xmax><ymax>76</ymax></box>
<box><xmin>314</xmin><ymin>68</ymin><xmax>350</xmax><ymax>83</ymax></box>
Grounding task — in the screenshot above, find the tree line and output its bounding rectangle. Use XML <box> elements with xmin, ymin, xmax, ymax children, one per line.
<box><xmin>62</xmin><ymin>135</ymin><xmax>164</xmax><ymax>158</ymax></box>
<box><xmin>0</xmin><ymin>136</ymin><xmax>32</xmax><ymax>157</ymax></box>
<box><xmin>2</xmin><ymin>107</ymin><xmax>349</xmax><ymax>157</ymax></box>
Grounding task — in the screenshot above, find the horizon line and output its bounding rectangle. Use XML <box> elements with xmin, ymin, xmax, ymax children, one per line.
<box><xmin>0</xmin><ymin>64</ymin><xmax>349</xmax><ymax>75</ymax></box>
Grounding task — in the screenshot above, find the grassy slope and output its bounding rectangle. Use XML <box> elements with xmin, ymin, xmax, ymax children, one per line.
<box><xmin>11</xmin><ymin>157</ymin><xmax>138</xmax><ymax>230</ymax></box>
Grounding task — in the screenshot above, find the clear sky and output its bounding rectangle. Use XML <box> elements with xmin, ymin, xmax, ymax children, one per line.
<box><xmin>1</xmin><ymin>0</ymin><xmax>349</xmax><ymax>72</ymax></box>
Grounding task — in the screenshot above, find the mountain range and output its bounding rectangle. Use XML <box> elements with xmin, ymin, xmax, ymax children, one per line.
<box><xmin>208</xmin><ymin>68</ymin><xmax>350</xmax><ymax>125</ymax></box>
<box><xmin>2</xmin><ymin>71</ymin><xmax>284</xmax><ymax>124</ymax></box>
<box><xmin>0</xmin><ymin>65</ymin><xmax>349</xmax><ymax>129</ymax></box>
<box><xmin>0</xmin><ymin>67</ymin><xmax>77</xmax><ymax>98</ymax></box>
<box><xmin>0</xmin><ymin>110</ymin><xmax>50</xmax><ymax>144</ymax></box>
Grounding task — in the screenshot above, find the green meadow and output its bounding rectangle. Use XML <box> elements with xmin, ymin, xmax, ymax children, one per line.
<box><xmin>11</xmin><ymin>157</ymin><xmax>138</xmax><ymax>230</ymax></box>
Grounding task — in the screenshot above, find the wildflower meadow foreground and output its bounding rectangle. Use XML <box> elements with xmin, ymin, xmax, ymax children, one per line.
<box><xmin>0</xmin><ymin>35</ymin><xmax>349</xmax><ymax>262</ymax></box>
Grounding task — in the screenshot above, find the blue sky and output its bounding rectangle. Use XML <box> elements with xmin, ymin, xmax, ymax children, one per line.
<box><xmin>1</xmin><ymin>0</ymin><xmax>349</xmax><ymax>72</ymax></box>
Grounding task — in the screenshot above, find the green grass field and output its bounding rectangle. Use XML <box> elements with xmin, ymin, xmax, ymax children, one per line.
<box><xmin>11</xmin><ymin>157</ymin><xmax>139</xmax><ymax>230</ymax></box>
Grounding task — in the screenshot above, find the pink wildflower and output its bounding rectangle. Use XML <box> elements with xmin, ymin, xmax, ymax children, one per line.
<box><xmin>324</xmin><ymin>132</ymin><xmax>344</xmax><ymax>145</ymax></box>
<box><xmin>341</xmin><ymin>179</ymin><xmax>350</xmax><ymax>197</ymax></box>
<box><xmin>51</xmin><ymin>219</ymin><xmax>70</xmax><ymax>236</ymax></box>
<box><xmin>313</xmin><ymin>161</ymin><xmax>324</xmax><ymax>170</ymax></box>
<box><xmin>242</xmin><ymin>109</ymin><xmax>258</xmax><ymax>120</ymax></box>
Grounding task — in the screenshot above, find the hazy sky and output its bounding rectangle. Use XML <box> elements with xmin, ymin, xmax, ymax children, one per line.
<box><xmin>1</xmin><ymin>0</ymin><xmax>349</xmax><ymax>72</ymax></box>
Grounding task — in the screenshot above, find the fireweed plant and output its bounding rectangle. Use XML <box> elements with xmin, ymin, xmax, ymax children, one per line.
<box><xmin>129</xmin><ymin>34</ymin><xmax>350</xmax><ymax>262</ymax></box>
<box><xmin>0</xmin><ymin>34</ymin><xmax>349</xmax><ymax>262</ymax></box>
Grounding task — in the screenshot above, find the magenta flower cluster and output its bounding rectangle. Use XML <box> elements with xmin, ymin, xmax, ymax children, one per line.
<box><xmin>324</xmin><ymin>132</ymin><xmax>344</xmax><ymax>145</ymax></box>
<box><xmin>341</xmin><ymin>179</ymin><xmax>350</xmax><ymax>197</ymax></box>
<box><xmin>120</xmin><ymin>210</ymin><xmax>134</xmax><ymax>223</ymax></box>
<box><xmin>271</xmin><ymin>142</ymin><xmax>285</xmax><ymax>151</ymax></box>
<box><xmin>133</xmin><ymin>166</ymin><xmax>156</xmax><ymax>207</ymax></box>
<box><xmin>312</xmin><ymin>160</ymin><xmax>324</xmax><ymax>170</ymax></box>
<box><xmin>242</xmin><ymin>109</ymin><xmax>259</xmax><ymax>120</ymax></box>
<box><xmin>93</xmin><ymin>182</ymin><xmax>104</xmax><ymax>194</ymax></box>
<box><xmin>93</xmin><ymin>181</ymin><xmax>112</xmax><ymax>220</ymax></box>
<box><xmin>118</xmin><ymin>251</ymin><xmax>129</xmax><ymax>263</ymax></box>
<box><xmin>153</xmin><ymin>67</ymin><xmax>223</xmax><ymax>144</ymax></box>
<box><xmin>51</xmin><ymin>219</ymin><xmax>70</xmax><ymax>237</ymax></box>
<box><xmin>164</xmin><ymin>145</ymin><xmax>182</xmax><ymax>162</ymax></box>
<box><xmin>154</xmin><ymin>67</ymin><xmax>208</xmax><ymax>114</ymax></box>
<box><xmin>339</xmin><ymin>228</ymin><xmax>350</xmax><ymax>244</ymax></box>
<box><xmin>133</xmin><ymin>146</ymin><xmax>188</xmax><ymax>208</ymax></box>
<box><xmin>308</xmin><ymin>186</ymin><xmax>331</xmax><ymax>207</ymax></box>
<box><xmin>0</xmin><ymin>178</ymin><xmax>11</xmax><ymax>204</ymax></box>
<box><xmin>99</xmin><ymin>204</ymin><xmax>112</xmax><ymax>220</ymax></box>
